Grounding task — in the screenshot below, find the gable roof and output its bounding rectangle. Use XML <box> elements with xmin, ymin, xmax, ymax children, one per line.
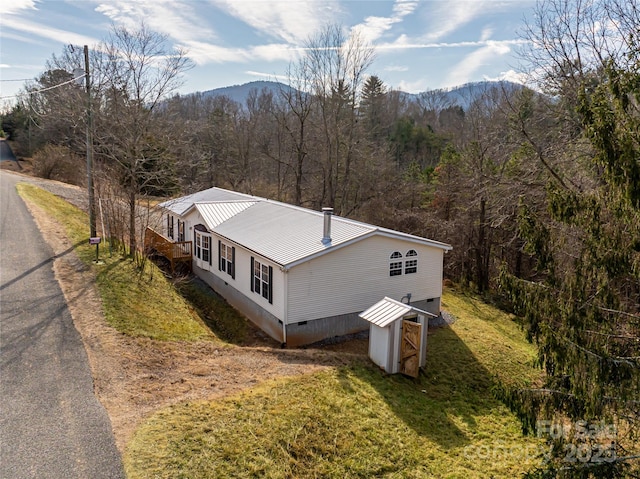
<box><xmin>359</xmin><ymin>297</ymin><xmax>436</xmax><ymax>328</ymax></box>
<box><xmin>160</xmin><ymin>187</ymin><xmax>254</xmax><ymax>216</ymax></box>
<box><xmin>158</xmin><ymin>187</ymin><xmax>452</xmax><ymax>269</ymax></box>
<box><xmin>192</xmin><ymin>201</ymin><xmax>257</xmax><ymax>228</ymax></box>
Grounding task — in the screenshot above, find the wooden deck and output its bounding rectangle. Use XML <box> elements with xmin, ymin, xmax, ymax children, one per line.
<box><xmin>144</xmin><ymin>227</ymin><xmax>192</xmax><ymax>273</ymax></box>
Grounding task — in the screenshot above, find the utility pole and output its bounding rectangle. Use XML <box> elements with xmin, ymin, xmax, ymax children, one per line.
<box><xmin>84</xmin><ymin>45</ymin><xmax>97</xmax><ymax>238</ymax></box>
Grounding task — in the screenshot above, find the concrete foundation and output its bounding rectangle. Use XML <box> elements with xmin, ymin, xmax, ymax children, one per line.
<box><xmin>194</xmin><ymin>264</ymin><xmax>441</xmax><ymax>348</ymax></box>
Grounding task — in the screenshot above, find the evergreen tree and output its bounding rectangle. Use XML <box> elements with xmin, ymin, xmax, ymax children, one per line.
<box><xmin>498</xmin><ymin>2</ymin><xmax>640</xmax><ymax>475</ymax></box>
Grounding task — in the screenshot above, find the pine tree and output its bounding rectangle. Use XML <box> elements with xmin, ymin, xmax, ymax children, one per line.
<box><xmin>498</xmin><ymin>20</ymin><xmax>640</xmax><ymax>478</ymax></box>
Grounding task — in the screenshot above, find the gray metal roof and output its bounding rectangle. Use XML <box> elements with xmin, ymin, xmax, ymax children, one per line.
<box><xmin>193</xmin><ymin>201</ymin><xmax>257</xmax><ymax>228</ymax></box>
<box><xmin>159</xmin><ymin>187</ymin><xmax>452</xmax><ymax>267</ymax></box>
<box><xmin>359</xmin><ymin>297</ymin><xmax>433</xmax><ymax>328</ymax></box>
<box><xmin>159</xmin><ymin>187</ymin><xmax>255</xmax><ymax>215</ymax></box>
<box><xmin>213</xmin><ymin>201</ymin><xmax>374</xmax><ymax>267</ymax></box>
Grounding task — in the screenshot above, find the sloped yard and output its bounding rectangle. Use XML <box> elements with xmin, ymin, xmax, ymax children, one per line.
<box><xmin>124</xmin><ymin>290</ymin><xmax>545</xmax><ymax>479</ymax></box>
<box><xmin>18</xmin><ymin>177</ymin><xmax>545</xmax><ymax>478</ymax></box>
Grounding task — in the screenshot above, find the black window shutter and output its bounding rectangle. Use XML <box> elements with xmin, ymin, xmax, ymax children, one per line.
<box><xmin>218</xmin><ymin>240</ymin><xmax>222</xmax><ymax>271</ymax></box>
<box><xmin>208</xmin><ymin>238</ymin><xmax>212</xmax><ymax>266</ymax></box>
<box><xmin>231</xmin><ymin>247</ymin><xmax>236</xmax><ymax>279</ymax></box>
<box><xmin>177</xmin><ymin>219</ymin><xmax>181</xmax><ymax>240</ymax></box>
<box><xmin>167</xmin><ymin>214</ymin><xmax>170</xmax><ymax>237</ymax></box>
<box><xmin>250</xmin><ymin>257</ymin><xmax>255</xmax><ymax>292</ymax></box>
<box><xmin>268</xmin><ymin>266</ymin><xmax>273</xmax><ymax>304</ymax></box>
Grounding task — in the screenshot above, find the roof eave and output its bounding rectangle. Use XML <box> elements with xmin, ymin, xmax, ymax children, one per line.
<box><xmin>375</xmin><ymin>230</ymin><xmax>452</xmax><ymax>251</ymax></box>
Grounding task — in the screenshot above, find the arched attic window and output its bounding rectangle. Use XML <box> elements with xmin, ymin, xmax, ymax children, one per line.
<box><xmin>390</xmin><ymin>251</ymin><xmax>403</xmax><ymax>276</ymax></box>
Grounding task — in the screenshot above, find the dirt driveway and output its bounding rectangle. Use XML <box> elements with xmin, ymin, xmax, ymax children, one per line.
<box><xmin>10</xmin><ymin>170</ymin><xmax>367</xmax><ymax>452</ymax></box>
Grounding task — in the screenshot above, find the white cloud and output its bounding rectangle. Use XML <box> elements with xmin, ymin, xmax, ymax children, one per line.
<box><xmin>180</xmin><ymin>41</ymin><xmax>252</xmax><ymax>64</ymax></box>
<box><xmin>245</xmin><ymin>70</ymin><xmax>289</xmax><ymax>83</ymax></box>
<box><xmin>248</xmin><ymin>43</ymin><xmax>299</xmax><ymax>62</ymax></box>
<box><xmin>355</xmin><ymin>0</ymin><xmax>419</xmax><ymax>44</ymax></box>
<box><xmin>395</xmin><ymin>78</ymin><xmax>429</xmax><ymax>94</ymax></box>
<box><xmin>209</xmin><ymin>0</ymin><xmax>338</xmax><ymax>44</ymax></box>
<box><xmin>376</xmin><ymin>36</ymin><xmax>526</xmax><ymax>52</ymax></box>
<box><xmin>445</xmin><ymin>41</ymin><xmax>512</xmax><ymax>86</ymax></box>
<box><xmin>384</xmin><ymin>64</ymin><xmax>409</xmax><ymax>72</ymax></box>
<box><xmin>94</xmin><ymin>0</ymin><xmax>214</xmax><ymax>45</ymax></box>
<box><xmin>480</xmin><ymin>27</ymin><xmax>494</xmax><ymax>42</ymax></box>
<box><xmin>1</xmin><ymin>16</ymin><xmax>98</xmax><ymax>47</ymax></box>
<box><xmin>483</xmin><ymin>69</ymin><xmax>528</xmax><ymax>85</ymax></box>
<box><xmin>421</xmin><ymin>1</ymin><xmax>487</xmax><ymax>42</ymax></box>
<box><xmin>3</xmin><ymin>0</ymin><xmax>38</xmax><ymax>15</ymax></box>
<box><xmin>182</xmin><ymin>40</ymin><xmax>297</xmax><ymax>65</ymax></box>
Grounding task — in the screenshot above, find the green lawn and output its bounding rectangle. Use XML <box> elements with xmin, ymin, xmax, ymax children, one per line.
<box><xmin>125</xmin><ymin>289</ymin><xmax>545</xmax><ymax>479</ymax></box>
<box><xmin>17</xmin><ymin>183</ymin><xmax>215</xmax><ymax>342</ymax></box>
<box><xmin>18</xmin><ymin>182</ymin><xmax>547</xmax><ymax>477</ymax></box>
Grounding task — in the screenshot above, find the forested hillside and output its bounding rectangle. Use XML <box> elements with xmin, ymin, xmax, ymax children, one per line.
<box><xmin>2</xmin><ymin>0</ymin><xmax>638</xmax><ymax>476</ymax></box>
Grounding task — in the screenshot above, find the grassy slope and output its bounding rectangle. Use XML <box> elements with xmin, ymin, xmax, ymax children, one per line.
<box><xmin>125</xmin><ymin>289</ymin><xmax>545</xmax><ymax>479</ymax></box>
<box><xmin>18</xmin><ymin>182</ymin><xmax>546</xmax><ymax>477</ymax></box>
<box><xmin>17</xmin><ymin>183</ymin><xmax>214</xmax><ymax>342</ymax></box>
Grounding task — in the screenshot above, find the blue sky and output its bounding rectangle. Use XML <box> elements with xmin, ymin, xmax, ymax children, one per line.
<box><xmin>1</xmin><ymin>0</ymin><xmax>537</xmax><ymax>106</ymax></box>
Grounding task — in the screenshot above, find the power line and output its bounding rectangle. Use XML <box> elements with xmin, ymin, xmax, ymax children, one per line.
<box><xmin>0</xmin><ymin>74</ymin><xmax>85</xmax><ymax>101</ymax></box>
<box><xmin>0</xmin><ymin>78</ymin><xmax>33</xmax><ymax>82</ymax></box>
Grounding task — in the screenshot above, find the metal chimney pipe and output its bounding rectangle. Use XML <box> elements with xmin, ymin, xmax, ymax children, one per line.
<box><xmin>322</xmin><ymin>207</ymin><xmax>333</xmax><ymax>244</ymax></box>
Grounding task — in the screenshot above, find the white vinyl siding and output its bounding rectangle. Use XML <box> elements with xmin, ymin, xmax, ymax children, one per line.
<box><xmin>286</xmin><ymin>236</ymin><xmax>444</xmax><ymax>324</ymax></box>
<box><xmin>210</xmin><ymin>234</ymin><xmax>285</xmax><ymax>320</ymax></box>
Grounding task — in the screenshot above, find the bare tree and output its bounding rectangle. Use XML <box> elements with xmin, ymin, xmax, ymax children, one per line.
<box><xmin>305</xmin><ymin>24</ymin><xmax>375</xmax><ymax>213</ymax></box>
<box><xmin>274</xmin><ymin>60</ymin><xmax>316</xmax><ymax>205</ymax></box>
<box><xmin>93</xmin><ymin>22</ymin><xmax>193</xmax><ymax>256</ymax></box>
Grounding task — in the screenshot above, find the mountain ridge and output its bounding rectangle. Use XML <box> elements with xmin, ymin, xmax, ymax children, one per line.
<box><xmin>193</xmin><ymin>79</ymin><xmax>525</xmax><ymax>110</ymax></box>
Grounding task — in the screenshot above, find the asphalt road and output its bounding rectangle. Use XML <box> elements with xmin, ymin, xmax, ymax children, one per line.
<box><xmin>0</xmin><ymin>140</ymin><xmax>19</xmax><ymax>166</ymax></box>
<box><xmin>0</xmin><ymin>171</ymin><xmax>124</xmax><ymax>478</ymax></box>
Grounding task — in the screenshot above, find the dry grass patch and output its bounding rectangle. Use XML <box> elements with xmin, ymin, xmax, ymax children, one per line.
<box><xmin>125</xmin><ymin>290</ymin><xmax>546</xmax><ymax>478</ymax></box>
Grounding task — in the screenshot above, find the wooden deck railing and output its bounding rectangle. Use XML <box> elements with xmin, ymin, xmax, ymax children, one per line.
<box><xmin>144</xmin><ymin>227</ymin><xmax>192</xmax><ymax>273</ymax></box>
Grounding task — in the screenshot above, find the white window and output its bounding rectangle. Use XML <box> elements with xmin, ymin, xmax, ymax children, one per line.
<box><xmin>194</xmin><ymin>228</ymin><xmax>212</xmax><ymax>267</ymax></box>
<box><xmin>405</xmin><ymin>249</ymin><xmax>418</xmax><ymax>274</ymax></box>
<box><xmin>390</xmin><ymin>251</ymin><xmax>403</xmax><ymax>276</ymax></box>
<box><xmin>218</xmin><ymin>241</ymin><xmax>235</xmax><ymax>278</ymax></box>
<box><xmin>251</xmin><ymin>257</ymin><xmax>272</xmax><ymax>303</ymax></box>
<box><xmin>202</xmin><ymin>235</ymin><xmax>211</xmax><ymax>263</ymax></box>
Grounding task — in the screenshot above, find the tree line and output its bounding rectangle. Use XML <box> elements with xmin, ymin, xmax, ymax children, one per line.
<box><xmin>1</xmin><ymin>0</ymin><xmax>638</xmax><ymax>476</ymax></box>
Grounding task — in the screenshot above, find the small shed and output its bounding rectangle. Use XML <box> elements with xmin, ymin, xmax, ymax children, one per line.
<box><xmin>359</xmin><ymin>297</ymin><xmax>436</xmax><ymax>377</ymax></box>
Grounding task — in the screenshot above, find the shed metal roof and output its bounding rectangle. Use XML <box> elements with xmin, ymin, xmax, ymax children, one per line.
<box><xmin>359</xmin><ymin>297</ymin><xmax>434</xmax><ymax>328</ymax></box>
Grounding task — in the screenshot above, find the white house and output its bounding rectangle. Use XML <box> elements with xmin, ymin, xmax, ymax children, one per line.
<box><xmin>156</xmin><ymin>187</ymin><xmax>452</xmax><ymax>347</ymax></box>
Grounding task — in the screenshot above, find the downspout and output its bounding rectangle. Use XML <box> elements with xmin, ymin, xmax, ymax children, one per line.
<box><xmin>282</xmin><ymin>267</ymin><xmax>288</xmax><ymax>347</ymax></box>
